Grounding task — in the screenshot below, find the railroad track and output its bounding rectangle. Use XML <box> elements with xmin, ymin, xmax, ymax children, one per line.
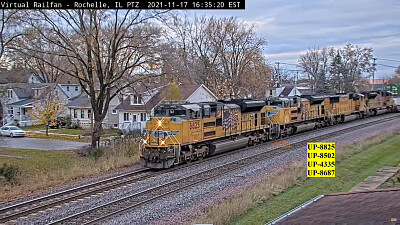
<box><xmin>0</xmin><ymin>168</ymin><xmax>154</xmax><ymax>223</ymax></box>
<box><xmin>49</xmin><ymin>114</ymin><xmax>400</xmax><ymax>224</ymax></box>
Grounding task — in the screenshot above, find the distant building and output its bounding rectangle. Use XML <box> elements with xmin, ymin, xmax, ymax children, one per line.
<box><xmin>114</xmin><ymin>83</ymin><xmax>217</xmax><ymax>133</ymax></box>
<box><xmin>368</xmin><ymin>79</ymin><xmax>389</xmax><ymax>91</ymax></box>
<box><xmin>2</xmin><ymin>83</ymin><xmax>70</xmax><ymax>126</ymax></box>
<box><xmin>65</xmin><ymin>91</ymin><xmax>121</xmax><ymax>129</ymax></box>
<box><xmin>275</xmin><ymin>85</ymin><xmax>313</xmax><ymax>97</ymax></box>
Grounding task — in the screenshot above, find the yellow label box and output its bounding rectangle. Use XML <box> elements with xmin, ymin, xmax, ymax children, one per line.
<box><xmin>307</xmin><ymin>142</ymin><xmax>335</xmax><ymax>177</ymax></box>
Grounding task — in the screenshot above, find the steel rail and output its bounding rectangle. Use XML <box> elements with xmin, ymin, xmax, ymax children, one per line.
<box><xmin>50</xmin><ymin>114</ymin><xmax>400</xmax><ymax>224</ymax></box>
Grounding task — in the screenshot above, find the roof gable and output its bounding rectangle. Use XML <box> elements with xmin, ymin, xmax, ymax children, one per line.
<box><xmin>114</xmin><ymin>83</ymin><xmax>215</xmax><ymax>111</ymax></box>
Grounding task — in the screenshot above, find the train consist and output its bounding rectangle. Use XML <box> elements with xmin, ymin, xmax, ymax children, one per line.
<box><xmin>140</xmin><ymin>91</ymin><xmax>394</xmax><ymax>169</ymax></box>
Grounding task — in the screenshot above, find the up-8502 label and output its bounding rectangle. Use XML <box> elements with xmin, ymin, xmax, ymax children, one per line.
<box><xmin>307</xmin><ymin>142</ymin><xmax>335</xmax><ymax>177</ymax></box>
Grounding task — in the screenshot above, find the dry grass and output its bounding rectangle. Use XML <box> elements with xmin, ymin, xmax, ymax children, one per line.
<box><xmin>190</xmin><ymin>163</ymin><xmax>306</xmax><ymax>225</ymax></box>
<box><xmin>190</xmin><ymin>131</ymin><xmax>398</xmax><ymax>225</ymax></box>
<box><xmin>0</xmin><ymin>139</ymin><xmax>140</xmax><ymax>201</ymax></box>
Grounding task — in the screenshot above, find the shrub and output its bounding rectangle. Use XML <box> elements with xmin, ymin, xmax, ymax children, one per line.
<box><xmin>65</xmin><ymin>115</ymin><xmax>72</xmax><ymax>129</ymax></box>
<box><xmin>0</xmin><ymin>163</ymin><xmax>21</xmax><ymax>185</ymax></box>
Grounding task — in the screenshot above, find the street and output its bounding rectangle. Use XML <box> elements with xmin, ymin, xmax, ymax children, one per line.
<box><xmin>0</xmin><ymin>136</ymin><xmax>88</xmax><ymax>150</ymax></box>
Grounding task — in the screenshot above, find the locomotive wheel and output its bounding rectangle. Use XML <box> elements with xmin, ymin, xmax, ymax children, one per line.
<box><xmin>198</xmin><ymin>153</ymin><xmax>203</xmax><ymax>160</ymax></box>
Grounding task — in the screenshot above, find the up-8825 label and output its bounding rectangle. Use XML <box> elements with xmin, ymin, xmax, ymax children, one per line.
<box><xmin>307</xmin><ymin>142</ymin><xmax>335</xmax><ymax>177</ymax></box>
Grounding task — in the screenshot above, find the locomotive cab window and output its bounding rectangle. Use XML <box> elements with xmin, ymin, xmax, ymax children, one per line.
<box><xmin>189</xmin><ymin>109</ymin><xmax>201</xmax><ymax>119</ymax></box>
<box><xmin>169</xmin><ymin>109</ymin><xmax>187</xmax><ymax>117</ymax></box>
<box><xmin>202</xmin><ymin>107</ymin><xmax>210</xmax><ymax>118</ymax></box>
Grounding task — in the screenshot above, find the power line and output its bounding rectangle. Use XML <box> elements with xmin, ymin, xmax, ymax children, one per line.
<box><xmin>276</xmin><ymin>62</ymin><xmax>300</xmax><ymax>67</ymax></box>
<box><xmin>375</xmin><ymin>58</ymin><xmax>400</xmax><ymax>63</ymax></box>
<box><xmin>376</xmin><ymin>63</ymin><xmax>397</xmax><ymax>68</ymax></box>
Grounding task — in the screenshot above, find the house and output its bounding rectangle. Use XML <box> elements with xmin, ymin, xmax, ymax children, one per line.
<box><xmin>58</xmin><ymin>84</ymin><xmax>82</xmax><ymax>99</ymax></box>
<box><xmin>2</xmin><ymin>83</ymin><xmax>70</xmax><ymax>126</ymax></box>
<box><xmin>277</xmin><ymin>85</ymin><xmax>313</xmax><ymax>97</ymax></box>
<box><xmin>265</xmin><ymin>87</ymin><xmax>277</xmax><ymax>97</ymax></box>
<box><xmin>65</xmin><ymin>92</ymin><xmax>121</xmax><ymax>129</ymax></box>
<box><xmin>368</xmin><ymin>78</ymin><xmax>390</xmax><ymax>91</ymax></box>
<box><xmin>114</xmin><ymin>83</ymin><xmax>218</xmax><ymax>133</ymax></box>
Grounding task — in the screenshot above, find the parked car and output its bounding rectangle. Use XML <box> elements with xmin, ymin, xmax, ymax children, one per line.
<box><xmin>0</xmin><ymin>126</ymin><xmax>26</xmax><ymax>137</ymax></box>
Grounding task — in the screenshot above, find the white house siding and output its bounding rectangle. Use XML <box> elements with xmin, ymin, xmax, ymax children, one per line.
<box><xmin>28</xmin><ymin>74</ymin><xmax>42</xmax><ymax>83</ymax></box>
<box><xmin>186</xmin><ymin>86</ymin><xmax>217</xmax><ymax>103</ymax></box>
<box><xmin>60</xmin><ymin>84</ymin><xmax>81</xmax><ymax>99</ymax></box>
<box><xmin>118</xmin><ymin>110</ymin><xmax>149</xmax><ymax>131</ymax></box>
<box><xmin>103</xmin><ymin>97</ymin><xmax>121</xmax><ymax>129</ymax></box>
<box><xmin>3</xmin><ymin>85</ymin><xmax>69</xmax><ymax>126</ymax></box>
<box><xmin>69</xmin><ymin>107</ymin><xmax>93</xmax><ymax>128</ymax></box>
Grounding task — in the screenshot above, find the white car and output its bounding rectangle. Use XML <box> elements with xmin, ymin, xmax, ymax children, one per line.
<box><xmin>0</xmin><ymin>126</ymin><xmax>26</xmax><ymax>137</ymax></box>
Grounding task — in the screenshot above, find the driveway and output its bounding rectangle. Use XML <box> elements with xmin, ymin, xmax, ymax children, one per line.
<box><xmin>0</xmin><ymin>136</ymin><xmax>89</xmax><ymax>150</ymax></box>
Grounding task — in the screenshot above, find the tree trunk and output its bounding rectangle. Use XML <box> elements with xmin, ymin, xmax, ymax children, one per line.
<box><xmin>46</xmin><ymin>122</ymin><xmax>49</xmax><ymax>136</ymax></box>
<box><xmin>90</xmin><ymin>119</ymin><xmax>103</xmax><ymax>154</ymax></box>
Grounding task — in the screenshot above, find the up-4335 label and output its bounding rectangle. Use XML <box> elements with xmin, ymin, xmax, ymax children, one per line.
<box><xmin>307</xmin><ymin>142</ymin><xmax>335</xmax><ymax>177</ymax></box>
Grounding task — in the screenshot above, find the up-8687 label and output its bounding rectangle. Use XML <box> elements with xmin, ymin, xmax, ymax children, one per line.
<box><xmin>307</xmin><ymin>142</ymin><xmax>335</xmax><ymax>177</ymax></box>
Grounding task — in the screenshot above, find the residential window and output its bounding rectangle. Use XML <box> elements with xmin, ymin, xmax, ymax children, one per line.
<box><xmin>113</xmin><ymin>124</ymin><xmax>118</xmax><ymax>128</ymax></box>
<box><xmin>7</xmin><ymin>89</ymin><xmax>13</xmax><ymax>98</ymax></box>
<box><xmin>67</xmin><ymin>86</ymin><xmax>70</xmax><ymax>91</ymax></box>
<box><xmin>73</xmin><ymin>109</ymin><xmax>77</xmax><ymax>118</ymax></box>
<box><xmin>75</xmin><ymin>86</ymin><xmax>78</xmax><ymax>91</ymax></box>
<box><xmin>132</xmin><ymin>114</ymin><xmax>137</xmax><ymax>122</ymax></box>
<box><xmin>34</xmin><ymin>89</ymin><xmax>39</xmax><ymax>97</ymax></box>
<box><xmin>140</xmin><ymin>113</ymin><xmax>146</xmax><ymax>121</ymax></box>
<box><xmin>81</xmin><ymin>109</ymin><xmax>84</xmax><ymax>118</ymax></box>
<box><xmin>123</xmin><ymin>113</ymin><xmax>129</xmax><ymax>121</ymax></box>
<box><xmin>131</xmin><ymin>95</ymin><xmax>142</xmax><ymax>105</ymax></box>
<box><xmin>7</xmin><ymin>107</ymin><xmax>13</xmax><ymax>115</ymax></box>
<box><xmin>112</xmin><ymin>109</ymin><xmax>117</xmax><ymax>114</ymax></box>
<box><xmin>88</xmin><ymin>109</ymin><xmax>91</xmax><ymax>119</ymax></box>
<box><xmin>270</xmin><ymin>90</ymin><xmax>273</xmax><ymax>95</ymax></box>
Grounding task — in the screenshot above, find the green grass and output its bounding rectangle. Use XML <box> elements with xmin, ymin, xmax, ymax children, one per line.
<box><xmin>26</xmin><ymin>133</ymin><xmax>91</xmax><ymax>142</ymax></box>
<box><xmin>0</xmin><ymin>143</ymin><xmax>140</xmax><ymax>201</ymax></box>
<box><xmin>24</xmin><ymin>126</ymin><xmax>120</xmax><ymax>137</ymax></box>
<box><xmin>379</xmin><ymin>172</ymin><xmax>400</xmax><ymax>189</ymax></box>
<box><xmin>234</xmin><ymin>134</ymin><xmax>400</xmax><ymax>225</ymax></box>
<box><xmin>20</xmin><ymin>125</ymin><xmax>47</xmax><ymax>131</ymax></box>
<box><xmin>46</xmin><ymin>128</ymin><xmax>88</xmax><ymax>135</ymax></box>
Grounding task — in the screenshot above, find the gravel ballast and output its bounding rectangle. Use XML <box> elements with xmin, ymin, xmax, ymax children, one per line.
<box><xmin>6</xmin><ymin>114</ymin><xmax>400</xmax><ymax>224</ymax></box>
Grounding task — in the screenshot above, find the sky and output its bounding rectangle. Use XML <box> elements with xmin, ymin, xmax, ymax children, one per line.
<box><xmin>196</xmin><ymin>0</ymin><xmax>400</xmax><ymax>78</ymax></box>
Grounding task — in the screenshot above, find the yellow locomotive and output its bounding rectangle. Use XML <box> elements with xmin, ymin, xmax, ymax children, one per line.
<box><xmin>140</xmin><ymin>91</ymin><xmax>394</xmax><ymax>169</ymax></box>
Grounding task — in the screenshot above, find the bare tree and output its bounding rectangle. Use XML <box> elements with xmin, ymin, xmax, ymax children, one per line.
<box><xmin>240</xmin><ymin>53</ymin><xmax>273</xmax><ymax>98</ymax></box>
<box><xmin>298</xmin><ymin>47</ymin><xmax>330</xmax><ymax>92</ymax></box>
<box><xmin>13</xmin><ymin>10</ymin><xmax>166</xmax><ymax>152</ymax></box>
<box><xmin>163</xmin><ymin>15</ymin><xmax>268</xmax><ymax>99</ymax></box>
<box><xmin>14</xmin><ymin>29</ymin><xmax>68</xmax><ymax>83</ymax></box>
<box><xmin>209</xmin><ymin>17</ymin><xmax>267</xmax><ymax>98</ymax></box>
<box><xmin>330</xmin><ymin>43</ymin><xmax>374</xmax><ymax>92</ymax></box>
<box><xmin>0</xmin><ymin>9</ymin><xmax>23</xmax><ymax>66</ymax></box>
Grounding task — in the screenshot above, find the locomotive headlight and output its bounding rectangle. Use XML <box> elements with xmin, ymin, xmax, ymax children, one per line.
<box><xmin>161</xmin><ymin>140</ymin><xmax>165</xmax><ymax>145</ymax></box>
<box><xmin>143</xmin><ymin>139</ymin><xmax>147</xmax><ymax>144</ymax></box>
<box><xmin>158</xmin><ymin>120</ymin><xmax>162</xmax><ymax>127</ymax></box>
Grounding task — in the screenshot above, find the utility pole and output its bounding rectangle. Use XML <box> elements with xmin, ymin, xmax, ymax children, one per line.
<box><xmin>275</xmin><ymin>62</ymin><xmax>280</xmax><ymax>87</ymax></box>
<box><xmin>372</xmin><ymin>57</ymin><xmax>376</xmax><ymax>91</ymax></box>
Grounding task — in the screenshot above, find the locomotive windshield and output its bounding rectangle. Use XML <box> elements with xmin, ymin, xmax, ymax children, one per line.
<box><xmin>154</xmin><ymin>107</ymin><xmax>187</xmax><ymax>117</ymax></box>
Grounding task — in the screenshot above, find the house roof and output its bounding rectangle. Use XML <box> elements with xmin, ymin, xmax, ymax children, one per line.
<box><xmin>8</xmin><ymin>83</ymin><xmax>54</xmax><ymax>98</ymax></box>
<box><xmin>0</xmin><ymin>68</ymin><xmax>32</xmax><ymax>84</ymax></box>
<box><xmin>65</xmin><ymin>93</ymin><xmax>92</xmax><ymax>108</ymax></box>
<box><xmin>280</xmin><ymin>85</ymin><xmax>294</xmax><ymax>97</ymax></box>
<box><xmin>7</xmin><ymin>99</ymin><xmax>36</xmax><ymax>107</ymax></box>
<box><xmin>115</xmin><ymin>83</ymin><xmax>207</xmax><ymax>112</ymax></box>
